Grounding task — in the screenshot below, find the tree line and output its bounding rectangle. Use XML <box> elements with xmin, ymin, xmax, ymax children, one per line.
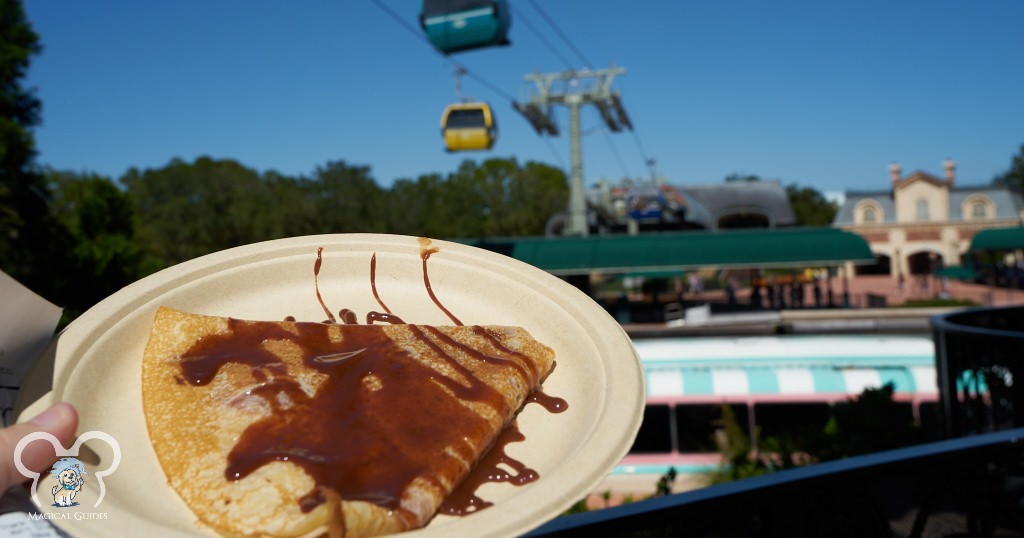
<box><xmin>20</xmin><ymin>152</ymin><xmax>852</xmax><ymax>324</ymax></box>
<box><xmin>29</xmin><ymin>152</ymin><xmax>851</xmax><ymax>325</ymax></box>
<box><xmin>26</xmin><ymin>157</ymin><xmax>569</xmax><ymax>323</ymax></box>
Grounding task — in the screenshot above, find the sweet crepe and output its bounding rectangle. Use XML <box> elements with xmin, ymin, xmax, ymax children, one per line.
<box><xmin>141</xmin><ymin>307</ymin><xmax>555</xmax><ymax>538</ymax></box>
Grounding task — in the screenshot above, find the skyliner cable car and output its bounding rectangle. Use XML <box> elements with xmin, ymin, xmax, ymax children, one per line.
<box><xmin>419</xmin><ymin>0</ymin><xmax>511</xmax><ymax>54</ymax></box>
<box><xmin>440</xmin><ymin>102</ymin><xmax>497</xmax><ymax>152</ymax></box>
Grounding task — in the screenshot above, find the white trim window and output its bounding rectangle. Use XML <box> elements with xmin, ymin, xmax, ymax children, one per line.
<box><xmin>855</xmin><ymin>200</ymin><xmax>884</xmax><ymax>225</ymax></box>
<box><xmin>915</xmin><ymin>198</ymin><xmax>930</xmax><ymax>221</ymax></box>
<box><xmin>962</xmin><ymin>195</ymin><xmax>995</xmax><ymax>221</ymax></box>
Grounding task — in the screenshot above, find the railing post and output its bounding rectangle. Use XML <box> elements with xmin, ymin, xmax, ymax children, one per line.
<box><xmin>930</xmin><ymin>306</ymin><xmax>1024</xmax><ymax>438</ymax></box>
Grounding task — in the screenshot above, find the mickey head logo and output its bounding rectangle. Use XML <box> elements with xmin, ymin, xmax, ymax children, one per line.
<box><xmin>14</xmin><ymin>431</ymin><xmax>121</xmax><ymax>508</ymax></box>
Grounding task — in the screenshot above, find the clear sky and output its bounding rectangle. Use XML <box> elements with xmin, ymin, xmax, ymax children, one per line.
<box><xmin>23</xmin><ymin>1</ymin><xmax>1024</xmax><ymax>197</ymax></box>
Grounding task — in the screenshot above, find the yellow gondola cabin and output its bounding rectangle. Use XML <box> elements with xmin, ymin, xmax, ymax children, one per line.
<box><xmin>440</xmin><ymin>102</ymin><xmax>497</xmax><ymax>152</ymax></box>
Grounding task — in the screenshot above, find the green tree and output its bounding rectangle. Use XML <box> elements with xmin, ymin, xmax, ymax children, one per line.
<box><xmin>504</xmin><ymin>160</ymin><xmax>568</xmax><ymax>236</ymax></box>
<box><xmin>261</xmin><ymin>171</ymin><xmax>318</xmax><ymax>239</ymax></box>
<box><xmin>444</xmin><ymin>160</ymin><xmax>496</xmax><ymax>238</ymax></box>
<box><xmin>46</xmin><ymin>169</ymin><xmax>148</xmax><ymax>320</ymax></box>
<box><xmin>121</xmin><ymin>157</ymin><xmax>277</xmax><ymax>266</ymax></box>
<box><xmin>0</xmin><ymin>0</ymin><xmax>69</xmax><ymax>300</ymax></box>
<box><xmin>385</xmin><ymin>173</ymin><xmax>449</xmax><ymax>237</ymax></box>
<box><xmin>113</xmin><ymin>156</ymin><xmax>566</xmax><ymax>278</ymax></box>
<box><xmin>306</xmin><ymin>161</ymin><xmax>387</xmax><ymax>234</ymax></box>
<box><xmin>432</xmin><ymin>158</ymin><xmax>567</xmax><ymax>239</ymax></box>
<box><xmin>379</xmin><ymin>158</ymin><xmax>566</xmax><ymax>239</ymax></box>
<box><xmin>786</xmin><ymin>183</ymin><xmax>838</xmax><ymax>226</ymax></box>
<box><xmin>815</xmin><ymin>383</ymin><xmax>922</xmax><ymax>459</ymax></box>
<box><xmin>992</xmin><ymin>144</ymin><xmax>1024</xmax><ymax>193</ymax></box>
<box><xmin>703</xmin><ymin>404</ymin><xmax>793</xmax><ymax>486</ymax></box>
<box><xmin>705</xmin><ymin>385</ymin><xmax>923</xmax><ymax>487</ymax></box>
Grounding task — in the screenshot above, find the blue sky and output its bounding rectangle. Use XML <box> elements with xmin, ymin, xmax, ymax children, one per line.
<box><xmin>23</xmin><ymin>1</ymin><xmax>1024</xmax><ymax>198</ymax></box>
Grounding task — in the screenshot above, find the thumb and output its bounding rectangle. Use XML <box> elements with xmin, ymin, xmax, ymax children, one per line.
<box><xmin>0</xmin><ymin>403</ymin><xmax>79</xmax><ymax>492</ymax></box>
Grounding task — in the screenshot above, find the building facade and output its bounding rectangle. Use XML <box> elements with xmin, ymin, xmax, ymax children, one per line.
<box><xmin>833</xmin><ymin>160</ymin><xmax>1024</xmax><ymax>278</ymax></box>
<box><xmin>582</xmin><ymin>178</ymin><xmax>797</xmax><ymax>234</ymax></box>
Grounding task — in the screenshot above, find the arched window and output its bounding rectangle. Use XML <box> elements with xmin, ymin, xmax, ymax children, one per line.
<box><xmin>855</xmin><ymin>200</ymin><xmax>883</xmax><ymax>224</ymax></box>
<box><xmin>971</xmin><ymin>201</ymin><xmax>987</xmax><ymax>219</ymax></box>
<box><xmin>962</xmin><ymin>195</ymin><xmax>994</xmax><ymax>221</ymax></box>
<box><xmin>916</xmin><ymin>199</ymin><xmax>930</xmax><ymax>221</ymax></box>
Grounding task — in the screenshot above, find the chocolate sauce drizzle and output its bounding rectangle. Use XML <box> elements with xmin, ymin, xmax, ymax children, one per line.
<box><xmin>313</xmin><ymin>247</ymin><xmax>335</xmax><ymax>324</ymax></box>
<box><xmin>179</xmin><ymin>238</ymin><xmax>567</xmax><ymax>524</ymax></box>
<box><xmin>418</xmin><ymin>238</ymin><xmax>463</xmax><ymax>326</ymax></box>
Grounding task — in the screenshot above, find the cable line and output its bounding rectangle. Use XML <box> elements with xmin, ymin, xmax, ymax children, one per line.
<box><xmin>370</xmin><ymin>0</ymin><xmax>645</xmax><ymax>181</ymax></box>
<box><xmin>509</xmin><ymin>3</ymin><xmax>575</xmax><ymax>70</ymax></box>
<box><xmin>603</xmin><ymin>131</ymin><xmax>631</xmax><ymax>178</ymax></box>
<box><xmin>519</xmin><ymin>0</ymin><xmax>653</xmax><ymax>180</ymax></box>
<box><xmin>367</xmin><ymin>0</ymin><xmax>434</xmax><ymax>50</ymax></box>
<box><xmin>525</xmin><ymin>0</ymin><xmax>595</xmax><ymax>69</ymax></box>
<box><xmin>368</xmin><ymin>0</ymin><xmax>515</xmax><ymax>102</ymax></box>
<box><xmin>542</xmin><ymin>137</ymin><xmax>566</xmax><ymax>168</ymax></box>
<box><xmin>630</xmin><ymin>130</ymin><xmax>656</xmax><ymax>178</ymax></box>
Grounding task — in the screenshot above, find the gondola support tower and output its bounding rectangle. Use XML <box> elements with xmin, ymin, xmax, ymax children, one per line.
<box><xmin>515</xmin><ymin>67</ymin><xmax>632</xmax><ymax>236</ymax></box>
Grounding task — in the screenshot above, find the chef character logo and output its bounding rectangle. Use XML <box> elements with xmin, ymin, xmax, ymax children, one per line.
<box><xmin>49</xmin><ymin>457</ymin><xmax>87</xmax><ymax>507</ymax></box>
<box><xmin>14</xmin><ymin>431</ymin><xmax>121</xmax><ymax>509</ymax></box>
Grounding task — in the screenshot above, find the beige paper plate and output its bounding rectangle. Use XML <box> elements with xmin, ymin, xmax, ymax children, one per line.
<box><xmin>18</xmin><ymin>234</ymin><xmax>644</xmax><ymax>538</ymax></box>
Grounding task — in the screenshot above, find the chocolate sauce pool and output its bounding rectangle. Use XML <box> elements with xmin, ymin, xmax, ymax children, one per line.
<box><xmin>176</xmin><ymin>239</ymin><xmax>566</xmax><ymax>523</ymax></box>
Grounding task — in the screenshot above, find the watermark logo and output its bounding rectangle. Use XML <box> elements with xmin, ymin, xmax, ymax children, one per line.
<box><xmin>49</xmin><ymin>457</ymin><xmax>87</xmax><ymax>507</ymax></box>
<box><xmin>14</xmin><ymin>431</ymin><xmax>121</xmax><ymax>509</ymax></box>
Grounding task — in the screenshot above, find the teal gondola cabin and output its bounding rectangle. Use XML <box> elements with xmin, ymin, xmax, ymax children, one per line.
<box><xmin>420</xmin><ymin>0</ymin><xmax>511</xmax><ymax>54</ymax></box>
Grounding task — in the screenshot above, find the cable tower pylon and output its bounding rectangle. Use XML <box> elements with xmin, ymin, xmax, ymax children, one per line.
<box><xmin>514</xmin><ymin>67</ymin><xmax>632</xmax><ymax>236</ymax></box>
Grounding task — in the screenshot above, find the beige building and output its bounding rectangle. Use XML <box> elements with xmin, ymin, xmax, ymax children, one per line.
<box><xmin>833</xmin><ymin>160</ymin><xmax>1024</xmax><ymax>278</ymax></box>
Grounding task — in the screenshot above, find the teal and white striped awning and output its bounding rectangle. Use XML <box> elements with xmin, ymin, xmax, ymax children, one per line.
<box><xmin>635</xmin><ymin>335</ymin><xmax>938</xmax><ymax>398</ymax></box>
<box><xmin>644</xmin><ymin>365</ymin><xmax>937</xmax><ymax>397</ymax></box>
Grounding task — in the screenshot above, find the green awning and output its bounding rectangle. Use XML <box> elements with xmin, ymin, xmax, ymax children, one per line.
<box><xmin>935</xmin><ymin>265</ymin><xmax>979</xmax><ymax>280</ymax></box>
<box><xmin>970</xmin><ymin>226</ymin><xmax>1024</xmax><ymax>251</ymax></box>
<box><xmin>465</xmin><ymin>227</ymin><xmax>873</xmax><ymax>275</ymax></box>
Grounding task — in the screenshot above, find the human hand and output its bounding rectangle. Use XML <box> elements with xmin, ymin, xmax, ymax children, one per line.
<box><xmin>0</xmin><ymin>403</ymin><xmax>79</xmax><ymax>492</ymax></box>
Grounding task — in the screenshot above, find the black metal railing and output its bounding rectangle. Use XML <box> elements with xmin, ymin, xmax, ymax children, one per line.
<box><xmin>524</xmin><ymin>305</ymin><xmax>1024</xmax><ymax>537</ymax></box>
<box><xmin>931</xmin><ymin>306</ymin><xmax>1024</xmax><ymax>438</ymax></box>
<box><xmin>527</xmin><ymin>428</ymin><xmax>1024</xmax><ymax>537</ymax></box>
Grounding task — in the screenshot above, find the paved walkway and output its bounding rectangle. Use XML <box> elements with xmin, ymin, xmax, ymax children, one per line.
<box><xmin>837</xmin><ymin>274</ymin><xmax>1024</xmax><ymax>308</ymax></box>
<box><xmin>685</xmin><ymin>274</ymin><xmax>1024</xmax><ymax>309</ymax></box>
<box><xmin>617</xmin><ymin>275</ymin><xmax>1024</xmax><ymax>337</ymax></box>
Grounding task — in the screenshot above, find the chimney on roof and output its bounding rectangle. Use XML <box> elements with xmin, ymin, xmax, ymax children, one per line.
<box><xmin>943</xmin><ymin>159</ymin><xmax>956</xmax><ymax>187</ymax></box>
<box><xmin>889</xmin><ymin>162</ymin><xmax>901</xmax><ymax>188</ymax></box>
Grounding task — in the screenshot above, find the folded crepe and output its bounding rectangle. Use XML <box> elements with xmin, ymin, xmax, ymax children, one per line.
<box><xmin>141</xmin><ymin>307</ymin><xmax>555</xmax><ymax>538</ymax></box>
